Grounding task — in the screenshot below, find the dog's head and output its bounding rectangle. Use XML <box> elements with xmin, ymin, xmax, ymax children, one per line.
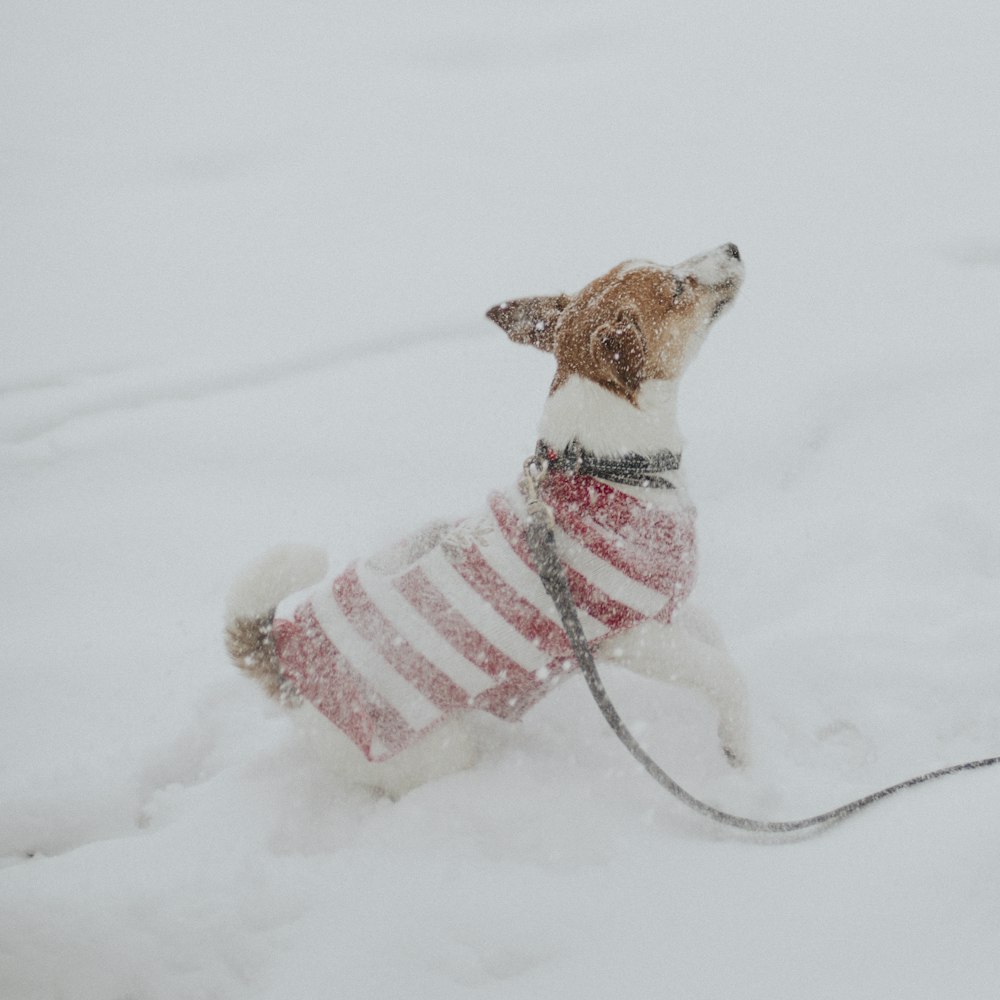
<box><xmin>487</xmin><ymin>244</ymin><xmax>743</xmax><ymax>404</ymax></box>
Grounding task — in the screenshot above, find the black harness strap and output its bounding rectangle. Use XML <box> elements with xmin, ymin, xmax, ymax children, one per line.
<box><xmin>537</xmin><ymin>440</ymin><xmax>680</xmax><ymax>489</ymax></box>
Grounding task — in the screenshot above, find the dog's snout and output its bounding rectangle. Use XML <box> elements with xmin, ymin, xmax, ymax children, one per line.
<box><xmin>724</xmin><ymin>243</ymin><xmax>740</xmax><ymax>261</ymax></box>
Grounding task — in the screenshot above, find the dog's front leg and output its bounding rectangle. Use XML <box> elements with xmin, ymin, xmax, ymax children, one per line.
<box><xmin>598</xmin><ymin>615</ymin><xmax>749</xmax><ymax>766</ymax></box>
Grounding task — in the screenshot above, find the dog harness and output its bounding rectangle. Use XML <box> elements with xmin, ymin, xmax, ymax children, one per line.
<box><xmin>272</xmin><ymin>470</ymin><xmax>696</xmax><ymax>761</ymax></box>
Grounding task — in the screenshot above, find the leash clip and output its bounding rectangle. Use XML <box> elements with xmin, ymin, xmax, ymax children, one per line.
<box><xmin>521</xmin><ymin>454</ymin><xmax>555</xmax><ymax>531</ymax></box>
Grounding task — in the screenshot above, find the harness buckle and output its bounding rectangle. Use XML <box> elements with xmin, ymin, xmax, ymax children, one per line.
<box><xmin>521</xmin><ymin>455</ymin><xmax>556</xmax><ymax>531</ymax></box>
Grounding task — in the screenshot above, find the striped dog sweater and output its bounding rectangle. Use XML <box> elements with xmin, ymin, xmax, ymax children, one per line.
<box><xmin>272</xmin><ymin>471</ymin><xmax>697</xmax><ymax>761</ymax></box>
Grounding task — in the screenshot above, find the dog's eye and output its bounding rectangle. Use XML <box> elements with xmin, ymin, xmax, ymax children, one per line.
<box><xmin>672</xmin><ymin>279</ymin><xmax>686</xmax><ymax>303</ymax></box>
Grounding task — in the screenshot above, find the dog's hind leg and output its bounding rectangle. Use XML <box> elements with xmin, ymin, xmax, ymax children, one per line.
<box><xmin>600</xmin><ymin>613</ymin><xmax>750</xmax><ymax>766</ymax></box>
<box><xmin>297</xmin><ymin>704</ymin><xmax>486</xmax><ymax>799</ymax></box>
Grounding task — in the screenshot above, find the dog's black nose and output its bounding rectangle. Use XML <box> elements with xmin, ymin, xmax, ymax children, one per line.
<box><xmin>724</xmin><ymin>243</ymin><xmax>741</xmax><ymax>261</ymax></box>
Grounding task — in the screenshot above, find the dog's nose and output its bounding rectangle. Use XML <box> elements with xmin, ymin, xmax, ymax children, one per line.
<box><xmin>723</xmin><ymin>243</ymin><xmax>741</xmax><ymax>261</ymax></box>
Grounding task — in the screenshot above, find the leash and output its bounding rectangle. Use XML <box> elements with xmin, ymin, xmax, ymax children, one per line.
<box><xmin>521</xmin><ymin>451</ymin><xmax>1000</xmax><ymax>834</ymax></box>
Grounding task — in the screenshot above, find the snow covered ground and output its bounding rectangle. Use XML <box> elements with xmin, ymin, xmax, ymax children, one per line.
<box><xmin>2</xmin><ymin>1</ymin><xmax>999</xmax><ymax>996</ymax></box>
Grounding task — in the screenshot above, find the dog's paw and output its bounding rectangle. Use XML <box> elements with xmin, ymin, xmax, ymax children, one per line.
<box><xmin>722</xmin><ymin>741</ymin><xmax>748</xmax><ymax>769</ymax></box>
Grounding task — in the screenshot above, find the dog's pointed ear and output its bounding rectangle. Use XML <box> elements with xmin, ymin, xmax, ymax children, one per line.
<box><xmin>591</xmin><ymin>310</ymin><xmax>646</xmax><ymax>393</ymax></box>
<box><xmin>486</xmin><ymin>294</ymin><xmax>570</xmax><ymax>353</ymax></box>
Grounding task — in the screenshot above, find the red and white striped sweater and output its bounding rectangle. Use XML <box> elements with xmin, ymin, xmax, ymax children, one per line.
<box><xmin>272</xmin><ymin>471</ymin><xmax>697</xmax><ymax>761</ymax></box>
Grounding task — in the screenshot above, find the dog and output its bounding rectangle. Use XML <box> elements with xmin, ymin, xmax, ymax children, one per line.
<box><xmin>226</xmin><ymin>243</ymin><xmax>748</xmax><ymax>795</ymax></box>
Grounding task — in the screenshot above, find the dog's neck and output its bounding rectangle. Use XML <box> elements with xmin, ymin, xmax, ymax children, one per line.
<box><xmin>538</xmin><ymin>375</ymin><xmax>684</xmax><ymax>459</ymax></box>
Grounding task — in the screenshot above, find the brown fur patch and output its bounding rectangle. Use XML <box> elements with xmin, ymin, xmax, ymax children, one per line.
<box><xmin>489</xmin><ymin>260</ymin><xmax>735</xmax><ymax>405</ymax></box>
<box><xmin>485</xmin><ymin>294</ymin><xmax>570</xmax><ymax>352</ymax></box>
<box><xmin>551</xmin><ymin>265</ymin><xmax>708</xmax><ymax>402</ymax></box>
<box><xmin>225</xmin><ymin>612</ymin><xmax>284</xmax><ymax>699</ymax></box>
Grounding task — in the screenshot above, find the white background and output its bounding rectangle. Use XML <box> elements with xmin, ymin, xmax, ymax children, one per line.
<box><xmin>3</xmin><ymin>2</ymin><xmax>999</xmax><ymax>997</ymax></box>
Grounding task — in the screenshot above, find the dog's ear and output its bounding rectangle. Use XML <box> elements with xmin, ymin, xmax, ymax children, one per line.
<box><xmin>590</xmin><ymin>310</ymin><xmax>646</xmax><ymax>393</ymax></box>
<box><xmin>486</xmin><ymin>294</ymin><xmax>570</xmax><ymax>353</ymax></box>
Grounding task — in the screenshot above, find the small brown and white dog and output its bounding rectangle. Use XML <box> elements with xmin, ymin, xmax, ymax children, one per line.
<box><xmin>226</xmin><ymin>243</ymin><xmax>748</xmax><ymax>795</ymax></box>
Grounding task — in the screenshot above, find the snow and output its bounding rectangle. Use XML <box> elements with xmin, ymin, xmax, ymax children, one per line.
<box><xmin>2</xmin><ymin>1</ymin><xmax>1000</xmax><ymax>996</ymax></box>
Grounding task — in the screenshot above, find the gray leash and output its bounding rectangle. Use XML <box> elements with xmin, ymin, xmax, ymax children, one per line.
<box><xmin>521</xmin><ymin>455</ymin><xmax>1000</xmax><ymax>834</ymax></box>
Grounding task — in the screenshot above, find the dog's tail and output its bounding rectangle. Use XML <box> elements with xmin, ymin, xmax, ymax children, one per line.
<box><xmin>224</xmin><ymin>544</ymin><xmax>328</xmax><ymax>699</ymax></box>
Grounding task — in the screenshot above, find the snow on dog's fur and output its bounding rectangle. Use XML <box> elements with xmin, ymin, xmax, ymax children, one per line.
<box><xmin>226</xmin><ymin>244</ymin><xmax>747</xmax><ymax>795</ymax></box>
